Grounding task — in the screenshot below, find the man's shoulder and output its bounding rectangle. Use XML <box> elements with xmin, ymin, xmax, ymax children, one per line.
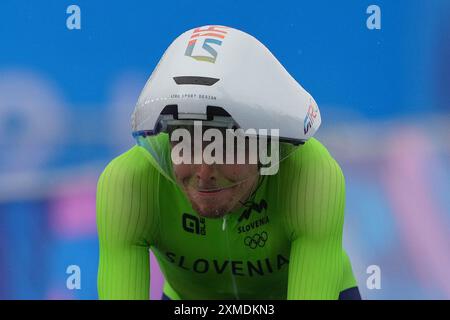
<box><xmin>276</xmin><ymin>138</ymin><xmax>346</xmax><ymax>239</ymax></box>
<box><xmin>297</xmin><ymin>138</ymin><xmax>332</xmax><ymax>161</ymax></box>
<box><xmin>280</xmin><ymin>138</ymin><xmax>342</xmax><ymax>176</ymax></box>
<box><xmin>96</xmin><ymin>145</ymin><xmax>161</xmax><ymax>246</ymax></box>
<box><xmin>98</xmin><ymin>145</ymin><xmax>159</xmax><ymax>184</ymax></box>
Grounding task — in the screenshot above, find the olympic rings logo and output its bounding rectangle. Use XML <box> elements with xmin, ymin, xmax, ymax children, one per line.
<box><xmin>244</xmin><ymin>232</ymin><xmax>268</xmax><ymax>249</ymax></box>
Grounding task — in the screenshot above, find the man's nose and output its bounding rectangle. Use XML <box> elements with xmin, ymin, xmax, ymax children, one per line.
<box><xmin>196</xmin><ymin>164</ymin><xmax>217</xmax><ymax>182</ymax></box>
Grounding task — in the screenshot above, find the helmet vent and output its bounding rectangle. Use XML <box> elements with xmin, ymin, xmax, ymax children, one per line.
<box><xmin>173</xmin><ymin>76</ymin><xmax>220</xmax><ymax>86</ymax></box>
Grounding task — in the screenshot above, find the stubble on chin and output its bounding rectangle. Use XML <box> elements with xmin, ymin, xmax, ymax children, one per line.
<box><xmin>191</xmin><ymin>199</ymin><xmax>231</xmax><ymax>219</ymax></box>
<box><xmin>180</xmin><ymin>175</ymin><xmax>259</xmax><ymax>219</ymax></box>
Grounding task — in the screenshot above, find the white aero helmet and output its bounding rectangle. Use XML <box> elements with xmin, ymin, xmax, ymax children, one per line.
<box><xmin>131</xmin><ymin>25</ymin><xmax>321</xmax><ymax>188</ymax></box>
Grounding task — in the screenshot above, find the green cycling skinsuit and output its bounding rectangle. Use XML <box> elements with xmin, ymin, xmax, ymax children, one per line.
<box><xmin>96</xmin><ymin>137</ymin><xmax>359</xmax><ymax>299</ymax></box>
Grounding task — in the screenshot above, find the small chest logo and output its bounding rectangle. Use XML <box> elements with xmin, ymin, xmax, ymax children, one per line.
<box><xmin>244</xmin><ymin>232</ymin><xmax>268</xmax><ymax>249</ymax></box>
<box><xmin>182</xmin><ymin>213</ymin><xmax>206</xmax><ymax>235</ymax></box>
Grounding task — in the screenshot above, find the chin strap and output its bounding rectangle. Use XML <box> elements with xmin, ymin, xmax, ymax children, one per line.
<box><xmin>222</xmin><ymin>175</ymin><xmax>266</xmax><ymax>232</ymax></box>
<box><xmin>237</xmin><ymin>175</ymin><xmax>266</xmax><ymax>222</ymax></box>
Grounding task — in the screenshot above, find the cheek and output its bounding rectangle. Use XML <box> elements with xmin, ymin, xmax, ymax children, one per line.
<box><xmin>173</xmin><ymin>164</ymin><xmax>194</xmax><ymax>181</ymax></box>
<box><xmin>220</xmin><ymin>164</ymin><xmax>258</xmax><ymax>179</ymax></box>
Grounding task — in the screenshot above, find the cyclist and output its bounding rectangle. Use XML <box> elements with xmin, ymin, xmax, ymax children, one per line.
<box><xmin>97</xmin><ymin>25</ymin><xmax>361</xmax><ymax>300</ymax></box>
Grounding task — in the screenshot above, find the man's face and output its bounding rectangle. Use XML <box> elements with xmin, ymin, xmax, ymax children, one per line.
<box><xmin>173</xmin><ymin>162</ymin><xmax>259</xmax><ymax>218</ymax></box>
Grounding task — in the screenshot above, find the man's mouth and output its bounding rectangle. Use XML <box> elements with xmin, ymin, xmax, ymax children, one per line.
<box><xmin>197</xmin><ymin>188</ymin><xmax>226</xmax><ymax>195</ymax></box>
<box><xmin>199</xmin><ymin>189</ymin><xmax>219</xmax><ymax>193</ymax></box>
<box><xmin>194</xmin><ymin>184</ymin><xmax>238</xmax><ymax>196</ymax></box>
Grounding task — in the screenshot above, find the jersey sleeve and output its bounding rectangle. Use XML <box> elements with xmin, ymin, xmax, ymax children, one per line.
<box><xmin>282</xmin><ymin>139</ymin><xmax>346</xmax><ymax>299</ymax></box>
<box><xmin>96</xmin><ymin>146</ymin><xmax>160</xmax><ymax>299</ymax></box>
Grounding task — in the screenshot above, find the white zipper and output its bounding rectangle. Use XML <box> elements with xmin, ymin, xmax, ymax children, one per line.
<box><xmin>222</xmin><ymin>213</ymin><xmax>239</xmax><ymax>299</ymax></box>
<box><xmin>222</xmin><ymin>214</ymin><xmax>228</xmax><ymax>231</ymax></box>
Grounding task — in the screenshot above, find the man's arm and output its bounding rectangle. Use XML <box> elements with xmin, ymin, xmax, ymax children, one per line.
<box><xmin>96</xmin><ymin>148</ymin><xmax>159</xmax><ymax>299</ymax></box>
<box><xmin>284</xmin><ymin>140</ymin><xmax>345</xmax><ymax>299</ymax></box>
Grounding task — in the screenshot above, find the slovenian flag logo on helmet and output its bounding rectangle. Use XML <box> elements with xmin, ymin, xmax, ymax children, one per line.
<box><xmin>304</xmin><ymin>98</ymin><xmax>319</xmax><ymax>135</ymax></box>
<box><xmin>184</xmin><ymin>25</ymin><xmax>229</xmax><ymax>63</ymax></box>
